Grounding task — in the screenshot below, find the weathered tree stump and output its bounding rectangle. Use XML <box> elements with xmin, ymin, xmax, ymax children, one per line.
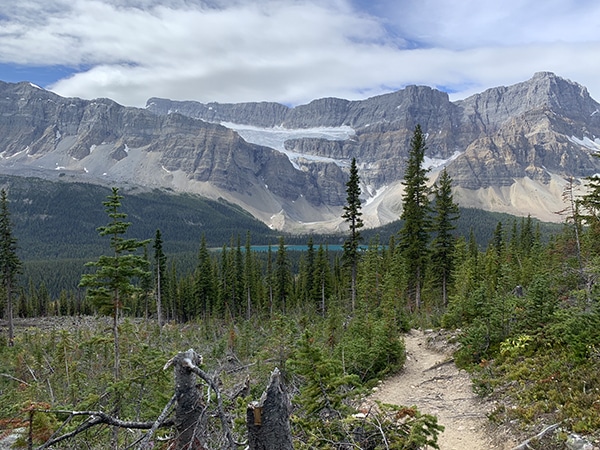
<box><xmin>171</xmin><ymin>349</ymin><xmax>207</xmax><ymax>450</ymax></box>
<box><xmin>247</xmin><ymin>368</ymin><xmax>293</xmax><ymax>450</ymax></box>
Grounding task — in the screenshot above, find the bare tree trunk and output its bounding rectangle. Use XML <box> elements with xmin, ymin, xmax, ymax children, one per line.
<box><xmin>247</xmin><ymin>368</ymin><xmax>293</xmax><ymax>450</ymax></box>
<box><xmin>171</xmin><ymin>349</ymin><xmax>207</xmax><ymax>450</ymax></box>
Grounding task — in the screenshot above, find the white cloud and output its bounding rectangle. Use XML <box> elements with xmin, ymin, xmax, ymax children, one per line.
<box><xmin>1</xmin><ymin>0</ymin><xmax>600</xmax><ymax>107</ymax></box>
<box><xmin>377</xmin><ymin>0</ymin><xmax>600</xmax><ymax>48</ymax></box>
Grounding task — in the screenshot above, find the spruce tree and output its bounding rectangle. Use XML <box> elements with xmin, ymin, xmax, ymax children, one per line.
<box><xmin>79</xmin><ymin>187</ymin><xmax>150</xmax><ymax>380</ymax></box>
<box><xmin>275</xmin><ymin>236</ymin><xmax>291</xmax><ymax>314</ymax></box>
<box><xmin>266</xmin><ymin>244</ymin><xmax>274</xmax><ymax>317</ymax></box>
<box><xmin>398</xmin><ymin>125</ymin><xmax>431</xmax><ymax>311</ymax></box>
<box><xmin>153</xmin><ymin>229</ymin><xmax>166</xmax><ymax>327</ymax></box>
<box><xmin>219</xmin><ymin>243</ymin><xmax>232</xmax><ymax>318</ymax></box>
<box><xmin>342</xmin><ymin>157</ymin><xmax>364</xmax><ymax>312</ymax></box>
<box><xmin>0</xmin><ymin>189</ymin><xmax>21</xmax><ymax>346</ymax></box>
<box><xmin>312</xmin><ymin>244</ymin><xmax>331</xmax><ymax>316</ymax></box>
<box><xmin>301</xmin><ymin>236</ymin><xmax>316</xmax><ymax>306</ymax></box>
<box><xmin>244</xmin><ymin>231</ymin><xmax>254</xmax><ymax>319</ymax></box>
<box><xmin>289</xmin><ymin>330</ymin><xmax>359</xmax><ymax>417</ymax></box>
<box><xmin>139</xmin><ymin>245</ymin><xmax>153</xmax><ymax>319</ymax></box>
<box><xmin>430</xmin><ymin>168</ymin><xmax>459</xmax><ymax>307</ymax></box>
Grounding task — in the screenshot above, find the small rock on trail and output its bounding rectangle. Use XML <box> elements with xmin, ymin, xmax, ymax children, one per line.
<box><xmin>370</xmin><ymin>329</ymin><xmax>516</xmax><ymax>450</ymax></box>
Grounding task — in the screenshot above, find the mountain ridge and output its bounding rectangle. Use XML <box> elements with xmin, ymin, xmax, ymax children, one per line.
<box><xmin>1</xmin><ymin>72</ymin><xmax>599</xmax><ymax>231</ymax></box>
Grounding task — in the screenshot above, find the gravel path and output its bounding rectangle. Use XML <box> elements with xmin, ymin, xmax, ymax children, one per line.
<box><xmin>371</xmin><ymin>329</ymin><xmax>516</xmax><ymax>450</ymax></box>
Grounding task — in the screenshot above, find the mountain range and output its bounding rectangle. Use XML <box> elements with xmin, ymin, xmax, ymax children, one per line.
<box><xmin>1</xmin><ymin>71</ymin><xmax>599</xmax><ymax>232</ymax></box>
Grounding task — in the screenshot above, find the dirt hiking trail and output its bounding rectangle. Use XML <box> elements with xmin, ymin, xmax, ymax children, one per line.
<box><xmin>371</xmin><ymin>329</ymin><xmax>517</xmax><ymax>450</ymax></box>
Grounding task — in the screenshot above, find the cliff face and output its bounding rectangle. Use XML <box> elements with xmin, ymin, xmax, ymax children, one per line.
<box><xmin>0</xmin><ymin>81</ymin><xmax>347</xmax><ymax>228</ymax></box>
<box><xmin>1</xmin><ymin>72</ymin><xmax>600</xmax><ymax>231</ymax></box>
<box><xmin>448</xmin><ymin>72</ymin><xmax>600</xmax><ymax>190</ymax></box>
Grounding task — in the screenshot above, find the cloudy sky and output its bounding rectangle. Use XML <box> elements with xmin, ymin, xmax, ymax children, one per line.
<box><xmin>1</xmin><ymin>0</ymin><xmax>599</xmax><ymax>108</ymax></box>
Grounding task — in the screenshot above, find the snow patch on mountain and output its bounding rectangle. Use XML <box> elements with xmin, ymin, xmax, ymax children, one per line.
<box><xmin>221</xmin><ymin>122</ymin><xmax>354</xmax><ymax>169</ymax></box>
<box><xmin>568</xmin><ymin>135</ymin><xmax>600</xmax><ymax>152</ymax></box>
<box><xmin>364</xmin><ymin>185</ymin><xmax>388</xmax><ymax>206</ymax></box>
<box><xmin>424</xmin><ymin>151</ymin><xmax>463</xmax><ymax>171</ymax></box>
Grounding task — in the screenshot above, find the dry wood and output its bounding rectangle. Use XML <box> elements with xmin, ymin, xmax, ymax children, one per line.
<box><xmin>246</xmin><ymin>368</ymin><xmax>293</xmax><ymax>450</ymax></box>
<box><xmin>509</xmin><ymin>423</ymin><xmax>560</xmax><ymax>450</ymax></box>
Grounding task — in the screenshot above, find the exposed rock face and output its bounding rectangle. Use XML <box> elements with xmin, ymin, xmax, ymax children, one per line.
<box><xmin>448</xmin><ymin>73</ymin><xmax>600</xmax><ymax>191</ymax></box>
<box><xmin>1</xmin><ymin>72</ymin><xmax>600</xmax><ymax>231</ymax></box>
<box><xmin>0</xmin><ymin>81</ymin><xmax>344</xmax><ymax>228</ymax></box>
<box><xmin>147</xmin><ymin>72</ymin><xmax>600</xmax><ymax>225</ymax></box>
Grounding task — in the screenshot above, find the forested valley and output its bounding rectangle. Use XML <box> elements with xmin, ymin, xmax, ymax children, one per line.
<box><xmin>1</xmin><ymin>128</ymin><xmax>600</xmax><ymax>449</ymax></box>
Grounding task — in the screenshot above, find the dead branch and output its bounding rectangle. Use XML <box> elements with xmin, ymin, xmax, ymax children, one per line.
<box><xmin>0</xmin><ymin>372</ymin><xmax>30</xmax><ymax>386</ymax></box>
<box><xmin>182</xmin><ymin>354</ymin><xmax>239</xmax><ymax>450</ymax></box>
<box><xmin>34</xmin><ymin>349</ymin><xmax>244</xmax><ymax>450</ymax></box>
<box><xmin>36</xmin><ymin>410</ymin><xmax>175</xmax><ymax>449</ymax></box>
<box><xmin>510</xmin><ymin>423</ymin><xmax>560</xmax><ymax>450</ymax></box>
<box><xmin>137</xmin><ymin>394</ymin><xmax>177</xmax><ymax>449</ymax></box>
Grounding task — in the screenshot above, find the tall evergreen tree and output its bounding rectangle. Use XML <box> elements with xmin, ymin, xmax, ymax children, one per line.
<box><xmin>244</xmin><ymin>231</ymin><xmax>254</xmax><ymax>319</ymax></box>
<box><xmin>430</xmin><ymin>168</ymin><xmax>460</xmax><ymax>307</ymax></box>
<box><xmin>492</xmin><ymin>221</ymin><xmax>505</xmax><ymax>256</ymax></box>
<box><xmin>559</xmin><ymin>176</ymin><xmax>583</xmax><ymax>269</ymax></box>
<box><xmin>312</xmin><ymin>244</ymin><xmax>332</xmax><ymax>316</ymax></box>
<box><xmin>139</xmin><ymin>245</ymin><xmax>153</xmax><ymax>319</ymax></box>
<box><xmin>79</xmin><ymin>187</ymin><xmax>150</xmax><ymax>380</ymax></box>
<box><xmin>359</xmin><ymin>236</ymin><xmax>384</xmax><ymax>309</ymax></box>
<box><xmin>266</xmin><ymin>244</ymin><xmax>274</xmax><ymax>317</ymax></box>
<box><xmin>301</xmin><ymin>236</ymin><xmax>316</xmax><ymax>306</ymax></box>
<box><xmin>342</xmin><ymin>157</ymin><xmax>364</xmax><ymax>312</ymax></box>
<box><xmin>275</xmin><ymin>236</ymin><xmax>292</xmax><ymax>314</ymax></box>
<box><xmin>398</xmin><ymin>125</ymin><xmax>431</xmax><ymax>311</ymax></box>
<box><xmin>153</xmin><ymin>229</ymin><xmax>166</xmax><ymax>327</ymax></box>
<box><xmin>219</xmin><ymin>243</ymin><xmax>232</xmax><ymax>319</ymax></box>
<box><xmin>0</xmin><ymin>189</ymin><xmax>21</xmax><ymax>347</ymax></box>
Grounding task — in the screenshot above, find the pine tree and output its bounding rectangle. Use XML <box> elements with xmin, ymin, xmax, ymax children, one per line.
<box><xmin>359</xmin><ymin>236</ymin><xmax>384</xmax><ymax>309</ymax></box>
<box><xmin>244</xmin><ymin>231</ymin><xmax>254</xmax><ymax>319</ymax></box>
<box><xmin>139</xmin><ymin>245</ymin><xmax>153</xmax><ymax>319</ymax></box>
<box><xmin>0</xmin><ymin>189</ymin><xmax>21</xmax><ymax>346</ymax></box>
<box><xmin>342</xmin><ymin>157</ymin><xmax>364</xmax><ymax>312</ymax></box>
<box><xmin>235</xmin><ymin>235</ymin><xmax>244</xmax><ymax>315</ymax></box>
<box><xmin>219</xmin><ymin>243</ymin><xmax>231</xmax><ymax>319</ymax></box>
<box><xmin>398</xmin><ymin>125</ymin><xmax>431</xmax><ymax>311</ymax></box>
<box><xmin>300</xmin><ymin>236</ymin><xmax>316</xmax><ymax>306</ymax></box>
<box><xmin>275</xmin><ymin>236</ymin><xmax>291</xmax><ymax>314</ymax></box>
<box><xmin>312</xmin><ymin>244</ymin><xmax>331</xmax><ymax>316</ymax></box>
<box><xmin>194</xmin><ymin>236</ymin><xmax>213</xmax><ymax>318</ymax></box>
<box><xmin>430</xmin><ymin>168</ymin><xmax>460</xmax><ymax>307</ymax></box>
<box><xmin>266</xmin><ymin>244</ymin><xmax>274</xmax><ymax>317</ymax></box>
<box><xmin>558</xmin><ymin>176</ymin><xmax>583</xmax><ymax>269</ymax></box>
<box><xmin>153</xmin><ymin>229</ymin><xmax>167</xmax><ymax>327</ymax></box>
<box><xmin>79</xmin><ymin>187</ymin><xmax>150</xmax><ymax>380</ymax></box>
<box><xmin>288</xmin><ymin>330</ymin><xmax>359</xmax><ymax>417</ymax></box>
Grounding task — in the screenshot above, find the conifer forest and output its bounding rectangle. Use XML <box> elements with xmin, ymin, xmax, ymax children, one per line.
<box><xmin>1</xmin><ymin>126</ymin><xmax>600</xmax><ymax>449</ymax></box>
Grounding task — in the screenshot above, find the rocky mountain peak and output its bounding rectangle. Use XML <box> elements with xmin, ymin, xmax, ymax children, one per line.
<box><xmin>1</xmin><ymin>73</ymin><xmax>600</xmax><ymax>231</ymax></box>
<box><xmin>457</xmin><ymin>72</ymin><xmax>598</xmax><ymax>133</ymax></box>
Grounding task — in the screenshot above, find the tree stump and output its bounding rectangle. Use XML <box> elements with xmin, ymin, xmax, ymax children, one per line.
<box><xmin>247</xmin><ymin>368</ymin><xmax>293</xmax><ymax>450</ymax></box>
<box><xmin>171</xmin><ymin>349</ymin><xmax>207</xmax><ymax>450</ymax></box>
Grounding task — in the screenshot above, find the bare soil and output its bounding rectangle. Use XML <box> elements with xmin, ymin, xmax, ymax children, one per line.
<box><xmin>370</xmin><ymin>329</ymin><xmax>517</xmax><ymax>450</ymax></box>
